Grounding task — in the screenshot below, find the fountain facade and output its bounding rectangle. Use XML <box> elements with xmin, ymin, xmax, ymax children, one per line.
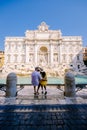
<box><xmin>3</xmin><ymin>22</ymin><xmax>85</xmax><ymax>77</ymax></box>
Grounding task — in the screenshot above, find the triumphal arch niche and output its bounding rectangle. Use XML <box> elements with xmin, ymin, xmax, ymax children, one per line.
<box><xmin>38</xmin><ymin>46</ymin><xmax>48</xmax><ymax>66</ymax></box>
<box><xmin>4</xmin><ymin>22</ymin><xmax>85</xmax><ymax>77</ymax></box>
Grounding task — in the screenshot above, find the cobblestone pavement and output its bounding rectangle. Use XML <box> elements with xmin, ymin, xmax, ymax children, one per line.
<box><xmin>0</xmin><ymin>86</ymin><xmax>87</xmax><ymax>129</ymax></box>
<box><xmin>0</xmin><ymin>104</ymin><xmax>87</xmax><ymax>130</ymax></box>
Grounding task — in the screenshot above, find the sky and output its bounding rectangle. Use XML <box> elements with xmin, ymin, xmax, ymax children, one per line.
<box><xmin>0</xmin><ymin>0</ymin><xmax>87</xmax><ymax>50</ymax></box>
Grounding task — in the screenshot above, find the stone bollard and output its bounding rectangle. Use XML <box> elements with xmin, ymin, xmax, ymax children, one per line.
<box><xmin>64</xmin><ymin>71</ymin><xmax>76</xmax><ymax>97</ymax></box>
<box><xmin>6</xmin><ymin>72</ymin><xmax>17</xmax><ymax>97</ymax></box>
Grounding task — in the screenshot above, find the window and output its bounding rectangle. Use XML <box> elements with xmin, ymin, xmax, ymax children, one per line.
<box><xmin>77</xmin><ymin>55</ymin><xmax>79</xmax><ymax>60</ymax></box>
<box><xmin>14</xmin><ymin>55</ymin><xmax>17</xmax><ymax>62</ymax></box>
<box><xmin>78</xmin><ymin>65</ymin><xmax>80</xmax><ymax>69</ymax></box>
<box><xmin>15</xmin><ymin>65</ymin><xmax>17</xmax><ymax>69</ymax></box>
<box><xmin>70</xmin><ymin>65</ymin><xmax>73</xmax><ymax>67</ymax></box>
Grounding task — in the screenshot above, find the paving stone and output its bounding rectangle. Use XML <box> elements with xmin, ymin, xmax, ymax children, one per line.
<box><xmin>0</xmin><ymin>86</ymin><xmax>87</xmax><ymax>129</ymax></box>
<box><xmin>0</xmin><ymin>104</ymin><xmax>87</xmax><ymax>129</ymax></box>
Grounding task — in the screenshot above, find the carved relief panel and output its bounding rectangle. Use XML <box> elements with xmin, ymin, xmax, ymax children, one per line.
<box><xmin>53</xmin><ymin>45</ymin><xmax>58</xmax><ymax>52</ymax></box>
<box><xmin>29</xmin><ymin>53</ymin><xmax>34</xmax><ymax>62</ymax></box>
<box><xmin>29</xmin><ymin>45</ymin><xmax>34</xmax><ymax>52</ymax></box>
<box><xmin>53</xmin><ymin>53</ymin><xmax>58</xmax><ymax>62</ymax></box>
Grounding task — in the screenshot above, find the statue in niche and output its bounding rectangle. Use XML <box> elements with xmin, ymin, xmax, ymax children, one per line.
<box><xmin>39</xmin><ymin>54</ymin><xmax>47</xmax><ymax>66</ymax></box>
<box><xmin>53</xmin><ymin>54</ymin><xmax>58</xmax><ymax>62</ymax></box>
<box><xmin>29</xmin><ymin>54</ymin><xmax>33</xmax><ymax>62</ymax></box>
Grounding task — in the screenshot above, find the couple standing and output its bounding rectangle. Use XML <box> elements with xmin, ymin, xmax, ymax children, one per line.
<box><xmin>31</xmin><ymin>67</ymin><xmax>47</xmax><ymax>95</ymax></box>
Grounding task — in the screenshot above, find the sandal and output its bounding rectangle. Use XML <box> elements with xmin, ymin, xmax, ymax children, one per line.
<box><xmin>45</xmin><ymin>91</ymin><xmax>47</xmax><ymax>95</ymax></box>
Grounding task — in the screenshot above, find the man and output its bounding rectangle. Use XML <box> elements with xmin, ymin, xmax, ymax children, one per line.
<box><xmin>31</xmin><ymin>67</ymin><xmax>41</xmax><ymax>95</ymax></box>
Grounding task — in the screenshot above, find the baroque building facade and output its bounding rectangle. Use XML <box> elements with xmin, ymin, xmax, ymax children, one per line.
<box><xmin>4</xmin><ymin>22</ymin><xmax>85</xmax><ymax>76</ymax></box>
<box><xmin>0</xmin><ymin>51</ymin><xmax>4</xmax><ymax>69</ymax></box>
<box><xmin>83</xmin><ymin>48</ymin><xmax>87</xmax><ymax>60</ymax></box>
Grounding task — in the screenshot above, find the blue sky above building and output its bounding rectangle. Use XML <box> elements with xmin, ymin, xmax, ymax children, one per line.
<box><xmin>0</xmin><ymin>0</ymin><xmax>87</xmax><ymax>50</ymax></box>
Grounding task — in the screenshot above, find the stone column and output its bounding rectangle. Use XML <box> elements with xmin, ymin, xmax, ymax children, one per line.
<box><xmin>64</xmin><ymin>70</ymin><xmax>76</xmax><ymax>97</ymax></box>
<box><xmin>6</xmin><ymin>72</ymin><xmax>17</xmax><ymax>97</ymax></box>
<box><xmin>50</xmin><ymin>43</ymin><xmax>53</xmax><ymax>65</ymax></box>
<box><xmin>59</xmin><ymin>43</ymin><xmax>62</xmax><ymax>64</ymax></box>
<box><xmin>47</xmin><ymin>51</ymin><xmax>49</xmax><ymax>66</ymax></box>
<box><xmin>25</xmin><ymin>44</ymin><xmax>29</xmax><ymax>63</ymax></box>
<box><xmin>58</xmin><ymin>44</ymin><xmax>60</xmax><ymax>64</ymax></box>
<box><xmin>34</xmin><ymin>44</ymin><xmax>38</xmax><ymax>65</ymax></box>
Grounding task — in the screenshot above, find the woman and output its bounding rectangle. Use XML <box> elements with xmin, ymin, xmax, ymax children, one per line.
<box><xmin>37</xmin><ymin>71</ymin><xmax>47</xmax><ymax>95</ymax></box>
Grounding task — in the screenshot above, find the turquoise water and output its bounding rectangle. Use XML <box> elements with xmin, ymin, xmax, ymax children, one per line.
<box><xmin>0</xmin><ymin>75</ymin><xmax>87</xmax><ymax>85</ymax></box>
<box><xmin>75</xmin><ymin>75</ymin><xmax>87</xmax><ymax>84</ymax></box>
<box><xmin>17</xmin><ymin>77</ymin><xmax>64</xmax><ymax>85</ymax></box>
